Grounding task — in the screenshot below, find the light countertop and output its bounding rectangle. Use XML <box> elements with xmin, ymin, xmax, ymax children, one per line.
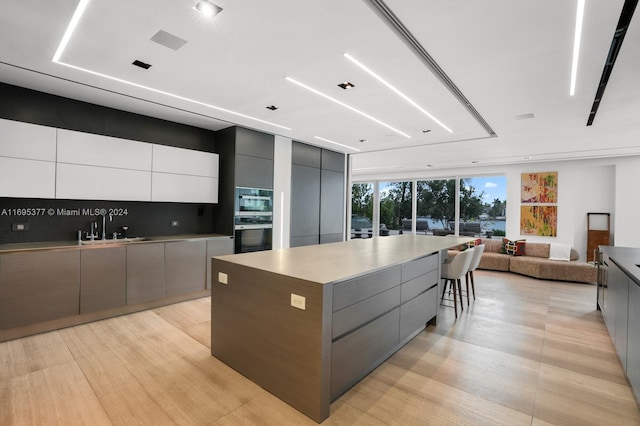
<box><xmin>601</xmin><ymin>246</ymin><xmax>640</xmax><ymax>286</ymax></box>
<box><xmin>214</xmin><ymin>234</ymin><xmax>472</xmax><ymax>285</ymax></box>
<box><xmin>0</xmin><ymin>233</ymin><xmax>231</xmax><ymax>254</ymax></box>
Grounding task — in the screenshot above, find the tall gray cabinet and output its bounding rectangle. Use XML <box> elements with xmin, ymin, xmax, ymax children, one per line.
<box><xmin>290</xmin><ymin>141</ymin><xmax>345</xmax><ymax>247</ymax></box>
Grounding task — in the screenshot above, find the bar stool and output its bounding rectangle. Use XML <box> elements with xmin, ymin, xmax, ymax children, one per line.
<box><xmin>464</xmin><ymin>244</ymin><xmax>485</xmax><ymax>305</ymax></box>
<box><xmin>441</xmin><ymin>248</ymin><xmax>474</xmax><ymax>318</ymax></box>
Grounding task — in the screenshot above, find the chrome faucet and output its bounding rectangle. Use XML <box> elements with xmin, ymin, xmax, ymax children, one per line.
<box><xmin>102</xmin><ymin>214</ymin><xmax>106</xmax><ymax>240</ymax></box>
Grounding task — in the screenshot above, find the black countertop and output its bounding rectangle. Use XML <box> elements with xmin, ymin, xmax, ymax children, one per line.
<box><xmin>601</xmin><ymin>246</ymin><xmax>640</xmax><ymax>286</ymax></box>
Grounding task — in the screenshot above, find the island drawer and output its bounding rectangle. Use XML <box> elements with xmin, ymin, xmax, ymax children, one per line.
<box><xmin>400</xmin><ymin>285</ymin><xmax>438</xmax><ymax>341</ymax></box>
<box><xmin>330</xmin><ymin>307</ymin><xmax>400</xmax><ymax>400</ymax></box>
<box><xmin>332</xmin><ymin>265</ymin><xmax>401</xmax><ymax>312</ymax></box>
<box><xmin>401</xmin><ymin>269</ymin><xmax>438</xmax><ymax>303</ymax></box>
<box><xmin>401</xmin><ymin>253</ymin><xmax>439</xmax><ymax>282</ymax></box>
<box><xmin>332</xmin><ymin>285</ymin><xmax>400</xmax><ymax>339</ymax></box>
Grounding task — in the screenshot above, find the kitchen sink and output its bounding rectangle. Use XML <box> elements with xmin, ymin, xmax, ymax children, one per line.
<box><xmin>81</xmin><ymin>237</ymin><xmax>146</xmax><ymax>245</ymax></box>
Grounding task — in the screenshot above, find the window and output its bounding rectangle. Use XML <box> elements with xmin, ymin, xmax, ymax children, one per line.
<box><xmin>380</xmin><ymin>181</ymin><xmax>412</xmax><ymax>235</ymax></box>
<box><xmin>351</xmin><ymin>182</ymin><xmax>374</xmax><ymax>238</ymax></box>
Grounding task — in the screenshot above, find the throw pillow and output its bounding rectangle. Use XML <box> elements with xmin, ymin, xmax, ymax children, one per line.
<box><xmin>502</xmin><ymin>238</ymin><xmax>526</xmax><ymax>256</ymax></box>
<box><xmin>460</xmin><ymin>238</ymin><xmax>482</xmax><ymax>251</ymax></box>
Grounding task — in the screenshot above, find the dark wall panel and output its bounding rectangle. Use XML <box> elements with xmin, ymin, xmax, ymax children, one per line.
<box><xmin>0</xmin><ymin>83</ymin><xmax>217</xmax><ymax>152</ymax></box>
<box><xmin>0</xmin><ymin>198</ymin><xmax>214</xmax><ymax>244</ymax></box>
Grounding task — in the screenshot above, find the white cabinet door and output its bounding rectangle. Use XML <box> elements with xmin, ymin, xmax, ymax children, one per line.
<box><xmin>0</xmin><ymin>118</ymin><xmax>56</xmax><ymax>161</ymax></box>
<box><xmin>151</xmin><ymin>173</ymin><xmax>218</xmax><ymax>203</ymax></box>
<box><xmin>152</xmin><ymin>145</ymin><xmax>219</xmax><ymax>178</ymax></box>
<box><xmin>0</xmin><ymin>157</ymin><xmax>56</xmax><ymax>198</ymax></box>
<box><xmin>57</xmin><ymin>129</ymin><xmax>152</xmax><ymax>171</ymax></box>
<box><xmin>56</xmin><ymin>163</ymin><xmax>151</xmax><ymax>201</ymax></box>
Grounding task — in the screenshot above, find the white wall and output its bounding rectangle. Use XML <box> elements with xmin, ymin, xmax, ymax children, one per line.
<box><xmin>353</xmin><ymin>155</ymin><xmax>640</xmax><ymax>257</ymax></box>
<box><xmin>273</xmin><ymin>135</ymin><xmax>292</xmax><ymax>249</ymax></box>
<box><xmin>614</xmin><ymin>157</ymin><xmax>640</xmax><ymax>247</ymax></box>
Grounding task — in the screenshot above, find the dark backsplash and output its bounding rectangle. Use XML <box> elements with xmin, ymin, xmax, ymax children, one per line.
<box><xmin>0</xmin><ymin>197</ymin><xmax>215</xmax><ymax>244</ymax></box>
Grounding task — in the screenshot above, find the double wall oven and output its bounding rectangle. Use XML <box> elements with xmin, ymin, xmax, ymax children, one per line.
<box><xmin>234</xmin><ymin>187</ymin><xmax>273</xmax><ymax>253</ymax></box>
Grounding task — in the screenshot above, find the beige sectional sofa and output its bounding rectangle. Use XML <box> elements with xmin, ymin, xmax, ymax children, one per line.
<box><xmin>470</xmin><ymin>238</ymin><xmax>597</xmax><ymax>284</ymax></box>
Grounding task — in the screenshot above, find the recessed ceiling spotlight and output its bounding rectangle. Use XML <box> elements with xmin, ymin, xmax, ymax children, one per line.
<box><xmin>524</xmin><ymin>156</ymin><xmax>533</xmax><ymax>160</ymax></box>
<box><xmin>359</xmin><ymin>139</ymin><xmax>368</xmax><ymax>143</ymax></box>
<box><xmin>422</xmin><ymin>129</ymin><xmax>431</xmax><ymax>133</ymax></box>
<box><xmin>337</xmin><ymin>82</ymin><xmax>355</xmax><ymax>90</ymax></box>
<box><xmin>194</xmin><ymin>0</ymin><xmax>223</xmax><ymax>17</ymax></box>
<box><xmin>265</xmin><ymin>105</ymin><xmax>279</xmax><ymax>111</ymax></box>
<box><xmin>426</xmin><ymin>164</ymin><xmax>433</xmax><ymax>168</ymax></box>
<box><xmin>471</xmin><ymin>160</ymin><xmax>479</xmax><ymax>164</ymax></box>
<box><xmin>132</xmin><ymin>59</ymin><xmax>152</xmax><ymax>70</ymax></box>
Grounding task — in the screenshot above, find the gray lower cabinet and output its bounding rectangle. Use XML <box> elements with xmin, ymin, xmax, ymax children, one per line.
<box><xmin>165</xmin><ymin>240</ymin><xmax>207</xmax><ymax>297</ymax></box>
<box><xmin>126</xmin><ymin>243</ymin><xmax>165</xmax><ymax>305</ymax></box>
<box><xmin>206</xmin><ymin>236</ymin><xmax>234</xmax><ymax>288</ymax></box>
<box><xmin>0</xmin><ymin>249</ymin><xmax>80</xmax><ymax>329</ymax></box>
<box><xmin>627</xmin><ymin>281</ymin><xmax>640</xmax><ymax>402</ymax></box>
<box><xmin>80</xmin><ymin>246</ymin><xmax>126</xmax><ymax>314</ymax></box>
<box><xmin>330</xmin><ymin>253</ymin><xmax>438</xmax><ymax>400</ymax></box>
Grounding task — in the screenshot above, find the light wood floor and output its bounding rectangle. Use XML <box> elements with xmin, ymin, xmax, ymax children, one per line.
<box><xmin>1</xmin><ymin>270</ymin><xmax>639</xmax><ymax>425</ymax></box>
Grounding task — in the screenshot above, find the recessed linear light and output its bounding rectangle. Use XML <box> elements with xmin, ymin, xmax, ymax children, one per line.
<box><xmin>194</xmin><ymin>0</ymin><xmax>223</xmax><ymax>17</ymax></box>
<box><xmin>285</xmin><ymin>76</ymin><xmax>410</xmax><ymax>138</ymax></box>
<box><xmin>52</xmin><ymin>1</ymin><xmax>291</xmax><ymax>132</ymax></box>
<box><xmin>338</xmin><ymin>81</ymin><xmax>355</xmax><ymax>90</ymax></box>
<box><xmin>314</xmin><ymin>136</ymin><xmax>361</xmax><ymax>152</ymax></box>
<box><xmin>52</xmin><ymin>0</ymin><xmax>89</xmax><ymax>62</ymax></box>
<box><xmin>343</xmin><ymin>53</ymin><xmax>453</xmax><ymax>133</ymax></box>
<box><xmin>570</xmin><ymin>0</ymin><xmax>586</xmax><ymax>96</ymax></box>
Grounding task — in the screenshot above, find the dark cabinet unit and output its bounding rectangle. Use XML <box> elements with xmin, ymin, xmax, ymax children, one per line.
<box><xmin>80</xmin><ymin>246</ymin><xmax>126</xmax><ymax>314</ymax></box>
<box><xmin>214</xmin><ymin>126</ymin><xmax>274</xmax><ymax>248</ymax></box>
<box><xmin>290</xmin><ymin>142</ymin><xmax>345</xmax><ymax>247</ymax></box>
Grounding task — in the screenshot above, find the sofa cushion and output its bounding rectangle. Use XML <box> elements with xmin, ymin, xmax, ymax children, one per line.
<box><xmin>478</xmin><ymin>252</ymin><xmax>510</xmax><ymax>271</ymax></box>
<box><xmin>523</xmin><ymin>242</ymin><xmax>550</xmax><ymax>258</ymax></box>
<box><xmin>481</xmin><ymin>238</ymin><xmax>504</xmax><ymax>253</ymax></box>
<box><xmin>509</xmin><ymin>256</ymin><xmax>596</xmax><ymax>284</ymax></box>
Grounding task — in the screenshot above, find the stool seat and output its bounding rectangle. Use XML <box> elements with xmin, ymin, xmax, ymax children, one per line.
<box><xmin>441</xmin><ymin>248</ymin><xmax>474</xmax><ymax>318</ymax></box>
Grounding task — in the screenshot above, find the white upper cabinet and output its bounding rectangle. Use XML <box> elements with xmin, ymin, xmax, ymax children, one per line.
<box><xmin>152</xmin><ymin>145</ymin><xmax>219</xmax><ymax>177</ymax></box>
<box><xmin>0</xmin><ymin>157</ymin><xmax>56</xmax><ymax>198</ymax></box>
<box><xmin>57</xmin><ymin>129</ymin><xmax>152</xmax><ymax>170</ymax></box>
<box><xmin>152</xmin><ymin>173</ymin><xmax>218</xmax><ymax>203</ymax></box>
<box><xmin>56</xmin><ymin>163</ymin><xmax>152</xmax><ymax>201</ymax></box>
<box><xmin>0</xmin><ymin>118</ymin><xmax>56</xmax><ymax>161</ymax></box>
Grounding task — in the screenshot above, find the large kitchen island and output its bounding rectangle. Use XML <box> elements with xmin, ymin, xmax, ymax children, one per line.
<box><xmin>210</xmin><ymin>234</ymin><xmax>470</xmax><ymax>423</ymax></box>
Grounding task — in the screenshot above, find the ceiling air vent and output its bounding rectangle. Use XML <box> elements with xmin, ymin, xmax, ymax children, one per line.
<box><xmin>132</xmin><ymin>60</ymin><xmax>152</xmax><ymax>70</ymax></box>
<box><xmin>150</xmin><ymin>30</ymin><xmax>188</xmax><ymax>51</ymax></box>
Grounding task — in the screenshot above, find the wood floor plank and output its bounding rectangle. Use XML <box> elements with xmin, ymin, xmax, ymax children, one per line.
<box><xmin>0</xmin><ymin>330</ymin><xmax>73</xmax><ymax>382</ymax></box>
<box><xmin>0</xmin><ymin>362</ymin><xmax>111</xmax><ymax>426</ymax></box>
<box><xmin>153</xmin><ymin>297</ymin><xmax>211</xmax><ymax>330</ymax></box>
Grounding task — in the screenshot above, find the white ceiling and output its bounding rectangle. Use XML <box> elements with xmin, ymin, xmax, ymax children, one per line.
<box><xmin>0</xmin><ymin>0</ymin><xmax>638</xmax><ymax>176</ymax></box>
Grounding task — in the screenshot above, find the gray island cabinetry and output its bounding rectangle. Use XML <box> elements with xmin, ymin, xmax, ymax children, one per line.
<box><xmin>211</xmin><ymin>235</ymin><xmax>469</xmax><ymax>423</ymax></box>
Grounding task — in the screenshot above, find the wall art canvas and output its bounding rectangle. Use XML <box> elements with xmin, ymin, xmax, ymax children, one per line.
<box><xmin>521</xmin><ymin>172</ymin><xmax>558</xmax><ymax>203</ymax></box>
<box><xmin>520</xmin><ymin>205</ymin><xmax>557</xmax><ymax>236</ymax></box>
